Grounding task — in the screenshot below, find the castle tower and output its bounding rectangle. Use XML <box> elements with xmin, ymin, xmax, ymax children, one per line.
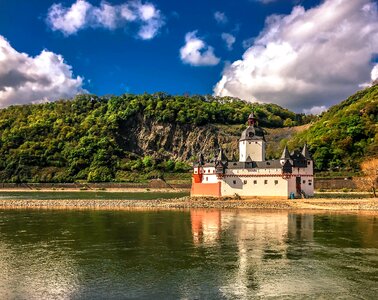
<box><xmin>239</xmin><ymin>112</ymin><xmax>266</xmax><ymax>162</ymax></box>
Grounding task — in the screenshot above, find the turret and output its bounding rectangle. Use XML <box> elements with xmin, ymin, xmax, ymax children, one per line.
<box><xmin>280</xmin><ymin>146</ymin><xmax>291</xmax><ymax>165</ymax></box>
<box><xmin>302</xmin><ymin>144</ymin><xmax>311</xmax><ymax>160</ymax></box>
<box><xmin>216</xmin><ymin>148</ymin><xmax>228</xmax><ymax>166</ymax></box>
<box><xmin>239</xmin><ymin>112</ymin><xmax>266</xmax><ymax>162</ymax></box>
<box><xmin>248</xmin><ymin>112</ymin><xmax>256</xmax><ymax>126</ymax></box>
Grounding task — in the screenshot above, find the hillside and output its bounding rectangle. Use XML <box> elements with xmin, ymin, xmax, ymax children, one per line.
<box><xmin>289</xmin><ymin>84</ymin><xmax>378</xmax><ymax>171</ymax></box>
<box><xmin>0</xmin><ymin>94</ymin><xmax>309</xmax><ymax>183</ymax></box>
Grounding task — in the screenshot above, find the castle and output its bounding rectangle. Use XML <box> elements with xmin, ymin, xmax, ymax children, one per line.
<box><xmin>191</xmin><ymin>113</ymin><xmax>314</xmax><ymax>198</ymax></box>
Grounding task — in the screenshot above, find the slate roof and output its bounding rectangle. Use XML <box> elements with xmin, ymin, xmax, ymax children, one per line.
<box><xmin>240</xmin><ymin>125</ymin><xmax>265</xmax><ymax>141</ymax></box>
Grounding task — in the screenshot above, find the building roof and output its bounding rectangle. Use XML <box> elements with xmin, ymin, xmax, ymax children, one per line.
<box><xmin>217</xmin><ymin>148</ymin><xmax>228</xmax><ymax>162</ymax></box>
<box><xmin>240</xmin><ymin>125</ymin><xmax>265</xmax><ymax>141</ymax></box>
<box><xmin>227</xmin><ymin>160</ymin><xmax>282</xmax><ymax>169</ymax></box>
<box><xmin>302</xmin><ymin>144</ymin><xmax>311</xmax><ymax>159</ymax></box>
<box><xmin>280</xmin><ymin>146</ymin><xmax>291</xmax><ymax>160</ymax></box>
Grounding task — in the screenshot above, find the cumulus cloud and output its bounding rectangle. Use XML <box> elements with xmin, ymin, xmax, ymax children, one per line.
<box><xmin>221</xmin><ymin>33</ymin><xmax>236</xmax><ymax>50</ymax></box>
<box><xmin>0</xmin><ymin>35</ymin><xmax>85</xmax><ymax>107</ymax></box>
<box><xmin>214</xmin><ymin>11</ymin><xmax>228</xmax><ymax>24</ymax></box>
<box><xmin>302</xmin><ymin>105</ymin><xmax>327</xmax><ymax>115</ymax></box>
<box><xmin>47</xmin><ymin>0</ymin><xmax>164</xmax><ymax>40</ymax></box>
<box><xmin>371</xmin><ymin>64</ymin><xmax>378</xmax><ymax>82</ymax></box>
<box><xmin>180</xmin><ymin>31</ymin><xmax>220</xmax><ymax>66</ymax></box>
<box><xmin>214</xmin><ymin>0</ymin><xmax>378</xmax><ymax>113</ymax></box>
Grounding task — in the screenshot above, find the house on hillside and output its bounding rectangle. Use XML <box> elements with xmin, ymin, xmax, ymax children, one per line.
<box><xmin>191</xmin><ymin>113</ymin><xmax>314</xmax><ymax>198</ymax></box>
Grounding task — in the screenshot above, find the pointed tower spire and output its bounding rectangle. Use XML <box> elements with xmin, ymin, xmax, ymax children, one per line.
<box><xmin>248</xmin><ymin>112</ymin><xmax>256</xmax><ymax>126</ymax></box>
<box><xmin>302</xmin><ymin>144</ymin><xmax>311</xmax><ymax>159</ymax></box>
<box><xmin>280</xmin><ymin>146</ymin><xmax>291</xmax><ymax>160</ymax></box>
<box><xmin>217</xmin><ymin>148</ymin><xmax>228</xmax><ymax>163</ymax></box>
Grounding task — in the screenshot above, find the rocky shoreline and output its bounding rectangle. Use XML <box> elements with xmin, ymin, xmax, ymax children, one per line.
<box><xmin>0</xmin><ymin>196</ymin><xmax>377</xmax><ymax>211</ymax></box>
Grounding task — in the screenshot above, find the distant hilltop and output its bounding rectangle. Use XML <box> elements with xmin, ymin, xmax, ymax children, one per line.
<box><xmin>0</xmin><ymin>86</ymin><xmax>376</xmax><ymax>183</ymax></box>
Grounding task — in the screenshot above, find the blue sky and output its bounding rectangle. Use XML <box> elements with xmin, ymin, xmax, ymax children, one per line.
<box><xmin>0</xmin><ymin>0</ymin><xmax>377</xmax><ymax>113</ymax></box>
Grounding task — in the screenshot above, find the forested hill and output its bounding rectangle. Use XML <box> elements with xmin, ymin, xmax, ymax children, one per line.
<box><xmin>289</xmin><ymin>84</ymin><xmax>378</xmax><ymax>171</ymax></box>
<box><xmin>0</xmin><ymin>94</ymin><xmax>310</xmax><ymax>183</ymax></box>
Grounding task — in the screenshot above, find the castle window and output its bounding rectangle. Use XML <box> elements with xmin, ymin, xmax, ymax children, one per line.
<box><xmin>303</xmin><ymin>180</ymin><xmax>306</xmax><ymax>184</ymax></box>
<box><xmin>253</xmin><ymin>180</ymin><xmax>257</xmax><ymax>184</ymax></box>
<box><xmin>264</xmin><ymin>180</ymin><xmax>268</xmax><ymax>184</ymax></box>
<box><xmin>308</xmin><ymin>161</ymin><xmax>311</xmax><ymax>165</ymax></box>
<box><xmin>233</xmin><ymin>180</ymin><xmax>236</xmax><ymax>185</ymax></box>
<box><xmin>274</xmin><ymin>180</ymin><xmax>278</xmax><ymax>185</ymax></box>
<box><xmin>267</xmin><ymin>162</ymin><xmax>270</xmax><ymax>165</ymax></box>
<box><xmin>243</xmin><ymin>180</ymin><xmax>247</xmax><ymax>184</ymax></box>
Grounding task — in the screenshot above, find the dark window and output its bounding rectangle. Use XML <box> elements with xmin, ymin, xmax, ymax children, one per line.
<box><xmin>274</xmin><ymin>180</ymin><xmax>278</xmax><ymax>185</ymax></box>
<box><xmin>267</xmin><ymin>162</ymin><xmax>270</xmax><ymax>165</ymax></box>
<box><xmin>308</xmin><ymin>161</ymin><xmax>311</xmax><ymax>165</ymax></box>
<box><xmin>264</xmin><ymin>180</ymin><xmax>268</xmax><ymax>184</ymax></box>
<box><xmin>253</xmin><ymin>180</ymin><xmax>257</xmax><ymax>184</ymax></box>
<box><xmin>243</xmin><ymin>180</ymin><xmax>247</xmax><ymax>184</ymax></box>
<box><xmin>309</xmin><ymin>182</ymin><xmax>312</xmax><ymax>186</ymax></box>
<box><xmin>233</xmin><ymin>180</ymin><xmax>236</xmax><ymax>184</ymax></box>
<box><xmin>303</xmin><ymin>180</ymin><xmax>306</xmax><ymax>184</ymax></box>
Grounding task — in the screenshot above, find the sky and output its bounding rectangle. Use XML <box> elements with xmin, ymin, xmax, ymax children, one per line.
<box><xmin>0</xmin><ymin>0</ymin><xmax>377</xmax><ymax>113</ymax></box>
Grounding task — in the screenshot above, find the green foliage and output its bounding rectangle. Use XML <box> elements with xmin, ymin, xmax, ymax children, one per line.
<box><xmin>0</xmin><ymin>93</ymin><xmax>309</xmax><ymax>182</ymax></box>
<box><xmin>290</xmin><ymin>85</ymin><xmax>378</xmax><ymax>172</ymax></box>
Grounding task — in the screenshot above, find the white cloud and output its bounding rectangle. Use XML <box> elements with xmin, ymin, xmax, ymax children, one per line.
<box><xmin>47</xmin><ymin>0</ymin><xmax>91</xmax><ymax>36</ymax></box>
<box><xmin>303</xmin><ymin>105</ymin><xmax>327</xmax><ymax>115</ymax></box>
<box><xmin>137</xmin><ymin>3</ymin><xmax>164</xmax><ymax>40</ymax></box>
<box><xmin>92</xmin><ymin>2</ymin><xmax>118</xmax><ymax>29</ymax></box>
<box><xmin>214</xmin><ymin>0</ymin><xmax>378</xmax><ymax>112</ymax></box>
<box><xmin>180</xmin><ymin>31</ymin><xmax>220</xmax><ymax>67</ymax></box>
<box><xmin>214</xmin><ymin>11</ymin><xmax>228</xmax><ymax>24</ymax></box>
<box><xmin>371</xmin><ymin>64</ymin><xmax>378</xmax><ymax>81</ymax></box>
<box><xmin>47</xmin><ymin>0</ymin><xmax>164</xmax><ymax>40</ymax></box>
<box><xmin>0</xmin><ymin>35</ymin><xmax>85</xmax><ymax>107</ymax></box>
<box><xmin>221</xmin><ymin>33</ymin><xmax>236</xmax><ymax>50</ymax></box>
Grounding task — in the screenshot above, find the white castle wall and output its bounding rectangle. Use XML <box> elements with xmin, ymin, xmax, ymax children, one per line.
<box><xmin>221</xmin><ymin>176</ymin><xmax>288</xmax><ymax>197</ymax></box>
<box><xmin>239</xmin><ymin>140</ymin><xmax>265</xmax><ymax>162</ymax></box>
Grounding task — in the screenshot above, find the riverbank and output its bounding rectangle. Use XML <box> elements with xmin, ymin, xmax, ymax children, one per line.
<box><xmin>0</xmin><ymin>197</ymin><xmax>377</xmax><ymax>211</ymax></box>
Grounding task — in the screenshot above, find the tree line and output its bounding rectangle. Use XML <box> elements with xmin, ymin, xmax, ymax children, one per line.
<box><xmin>0</xmin><ymin>93</ymin><xmax>311</xmax><ymax>183</ymax></box>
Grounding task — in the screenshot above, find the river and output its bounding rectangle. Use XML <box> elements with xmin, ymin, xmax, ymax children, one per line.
<box><xmin>0</xmin><ymin>209</ymin><xmax>377</xmax><ymax>299</ymax></box>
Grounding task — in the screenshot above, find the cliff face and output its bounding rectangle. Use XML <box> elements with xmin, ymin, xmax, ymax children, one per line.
<box><xmin>117</xmin><ymin>114</ymin><xmax>304</xmax><ymax>161</ymax></box>
<box><xmin>118</xmin><ymin>114</ymin><xmax>239</xmax><ymax>161</ymax></box>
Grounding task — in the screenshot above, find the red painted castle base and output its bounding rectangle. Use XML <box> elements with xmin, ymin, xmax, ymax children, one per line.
<box><xmin>191</xmin><ymin>181</ymin><xmax>221</xmax><ymax>197</ymax></box>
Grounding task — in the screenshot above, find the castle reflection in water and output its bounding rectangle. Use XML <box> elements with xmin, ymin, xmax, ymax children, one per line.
<box><xmin>190</xmin><ymin>209</ymin><xmax>315</xmax><ymax>298</ymax></box>
<box><xmin>190</xmin><ymin>209</ymin><xmax>314</xmax><ymax>246</ymax></box>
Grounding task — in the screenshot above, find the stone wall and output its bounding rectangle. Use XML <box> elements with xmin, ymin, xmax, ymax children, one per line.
<box><xmin>314</xmin><ymin>178</ymin><xmax>357</xmax><ymax>190</ymax></box>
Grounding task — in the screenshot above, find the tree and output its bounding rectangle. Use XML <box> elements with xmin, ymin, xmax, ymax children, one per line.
<box><xmin>354</xmin><ymin>158</ymin><xmax>378</xmax><ymax>197</ymax></box>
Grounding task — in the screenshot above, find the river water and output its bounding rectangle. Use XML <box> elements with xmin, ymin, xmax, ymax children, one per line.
<box><xmin>0</xmin><ymin>209</ymin><xmax>377</xmax><ymax>299</ymax></box>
